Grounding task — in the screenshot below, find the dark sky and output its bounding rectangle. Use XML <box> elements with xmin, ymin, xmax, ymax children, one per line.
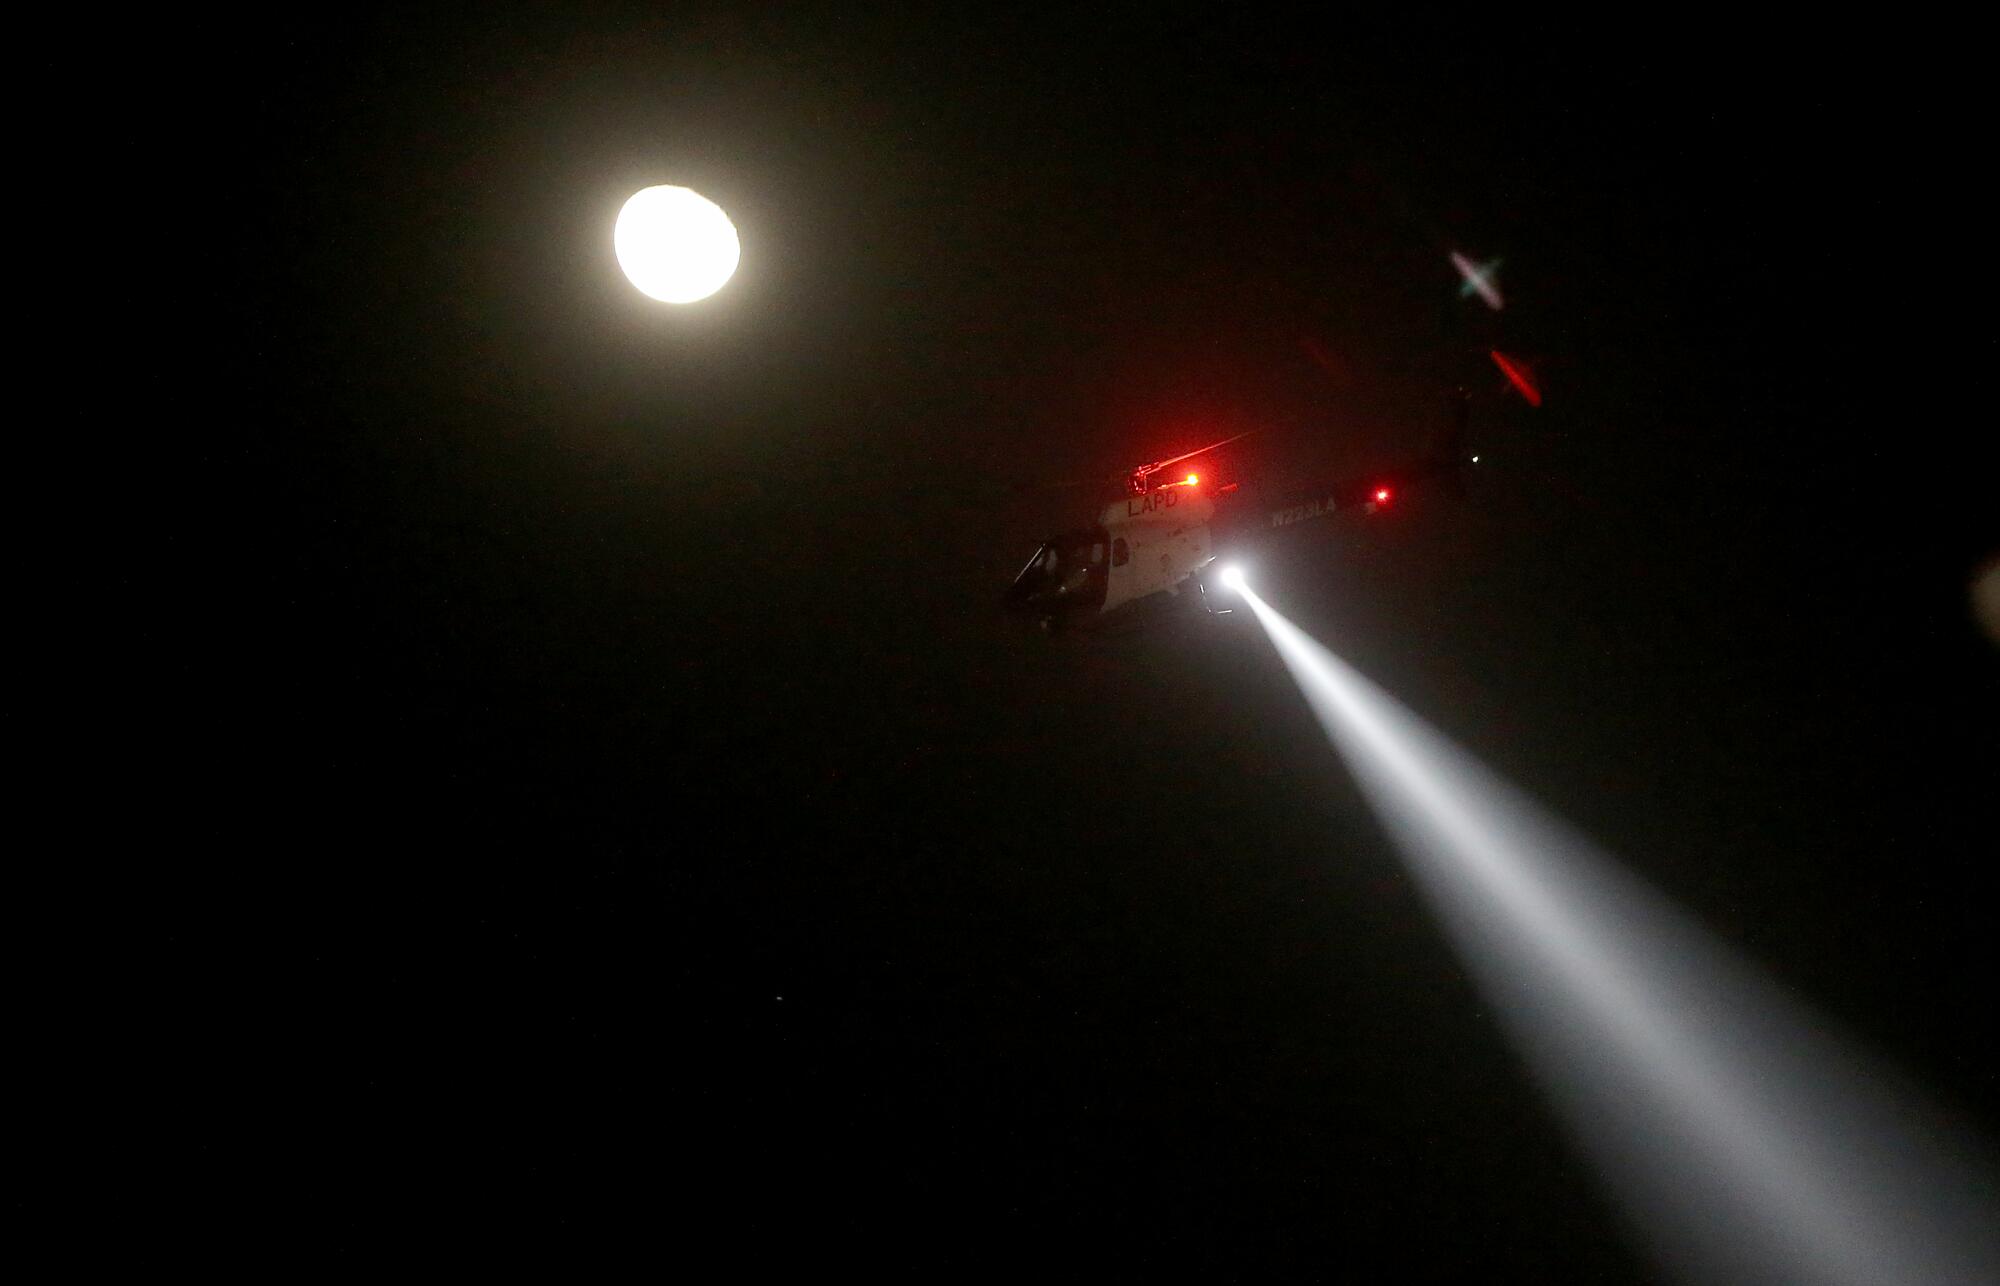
<box><xmin>140</xmin><ymin>10</ymin><xmax>1994</xmax><ymax>1277</ymax></box>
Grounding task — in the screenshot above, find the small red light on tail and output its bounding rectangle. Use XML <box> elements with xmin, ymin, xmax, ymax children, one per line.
<box><xmin>1375</xmin><ymin>487</ymin><xmax>1391</xmax><ymax>503</ymax></box>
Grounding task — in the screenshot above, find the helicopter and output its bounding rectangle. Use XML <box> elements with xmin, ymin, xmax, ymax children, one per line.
<box><xmin>1003</xmin><ymin>389</ymin><xmax>1474</xmax><ymax>634</ymax></box>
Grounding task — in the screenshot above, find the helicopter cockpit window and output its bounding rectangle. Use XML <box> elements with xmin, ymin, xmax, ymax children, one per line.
<box><xmin>1112</xmin><ymin>538</ymin><xmax>1129</xmax><ymax>567</ymax></box>
<box><xmin>1005</xmin><ymin>529</ymin><xmax>1111</xmax><ymax>615</ymax></box>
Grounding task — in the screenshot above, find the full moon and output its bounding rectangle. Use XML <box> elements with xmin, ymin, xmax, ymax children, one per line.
<box><xmin>614</xmin><ymin>185</ymin><xmax>741</xmax><ymax>304</ymax></box>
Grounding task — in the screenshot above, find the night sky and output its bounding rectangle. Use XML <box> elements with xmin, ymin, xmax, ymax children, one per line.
<box><xmin>140</xmin><ymin>11</ymin><xmax>1995</xmax><ymax>1277</ymax></box>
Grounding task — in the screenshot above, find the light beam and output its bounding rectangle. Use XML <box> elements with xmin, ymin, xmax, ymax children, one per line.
<box><xmin>1235</xmin><ymin>585</ymin><xmax>1998</xmax><ymax>1286</ymax></box>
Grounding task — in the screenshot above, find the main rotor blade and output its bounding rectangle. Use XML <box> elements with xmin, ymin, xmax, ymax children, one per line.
<box><xmin>1141</xmin><ymin>430</ymin><xmax>1258</xmax><ymax>475</ymax></box>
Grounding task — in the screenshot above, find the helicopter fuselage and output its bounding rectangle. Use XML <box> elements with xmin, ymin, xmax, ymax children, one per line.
<box><xmin>1002</xmin><ymin>479</ymin><xmax>1220</xmax><ymax>632</ymax></box>
<box><xmin>1004</xmin><ymin>391</ymin><xmax>1473</xmax><ymax>633</ymax></box>
<box><xmin>1004</xmin><ymin>453</ymin><xmax>1454</xmax><ymax>633</ymax></box>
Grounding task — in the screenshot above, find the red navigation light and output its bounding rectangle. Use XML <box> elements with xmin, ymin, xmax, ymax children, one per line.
<box><xmin>1186</xmin><ymin>473</ymin><xmax>1199</xmax><ymax>486</ymax></box>
<box><xmin>1374</xmin><ymin>487</ymin><xmax>1392</xmax><ymax>503</ymax></box>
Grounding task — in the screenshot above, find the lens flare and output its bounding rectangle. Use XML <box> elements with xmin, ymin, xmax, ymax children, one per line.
<box><xmin>1490</xmin><ymin>349</ymin><xmax>1542</xmax><ymax>406</ymax></box>
<box><xmin>1236</xmin><ymin>585</ymin><xmax>1998</xmax><ymax>1286</ymax></box>
<box><xmin>1451</xmin><ymin>251</ymin><xmax>1505</xmax><ymax>310</ymax></box>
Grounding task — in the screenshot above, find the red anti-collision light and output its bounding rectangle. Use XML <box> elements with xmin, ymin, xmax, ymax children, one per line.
<box><xmin>1375</xmin><ymin>487</ymin><xmax>1392</xmax><ymax>503</ymax></box>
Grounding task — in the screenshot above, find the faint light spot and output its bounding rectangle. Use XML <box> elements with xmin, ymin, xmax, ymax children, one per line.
<box><xmin>1973</xmin><ymin>555</ymin><xmax>2000</xmax><ymax>646</ymax></box>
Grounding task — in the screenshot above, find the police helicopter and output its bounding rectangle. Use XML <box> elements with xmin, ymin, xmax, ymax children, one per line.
<box><xmin>1003</xmin><ymin>389</ymin><xmax>1473</xmax><ymax>634</ymax></box>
